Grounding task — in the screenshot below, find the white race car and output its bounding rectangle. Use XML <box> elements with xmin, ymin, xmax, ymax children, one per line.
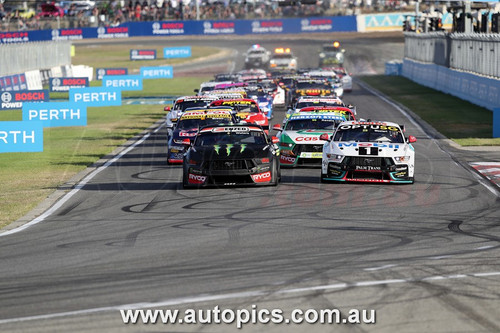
<box><xmin>321</xmin><ymin>121</ymin><xmax>417</xmax><ymax>183</ymax></box>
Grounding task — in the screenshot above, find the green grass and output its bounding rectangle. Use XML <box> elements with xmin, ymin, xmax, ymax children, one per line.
<box><xmin>0</xmin><ymin>76</ymin><xmax>210</xmax><ymax>229</ymax></box>
<box><xmin>72</xmin><ymin>44</ymin><xmax>220</xmax><ymax>74</ymax></box>
<box><xmin>360</xmin><ymin>75</ymin><xmax>500</xmax><ymax>146</ymax></box>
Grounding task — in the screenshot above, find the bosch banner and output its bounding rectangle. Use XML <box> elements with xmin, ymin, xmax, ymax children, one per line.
<box><xmin>163</xmin><ymin>46</ymin><xmax>191</xmax><ymax>59</ymax></box>
<box><xmin>0</xmin><ymin>16</ymin><xmax>357</xmax><ymax>44</ymax></box>
<box><xmin>22</xmin><ymin>102</ymin><xmax>87</xmax><ymax>128</ymax></box>
<box><xmin>140</xmin><ymin>66</ymin><xmax>173</xmax><ymax>79</ymax></box>
<box><xmin>49</xmin><ymin>77</ymin><xmax>89</xmax><ymax>92</ymax></box>
<box><xmin>1</xmin><ymin>90</ymin><xmax>49</xmax><ymax>110</ymax></box>
<box><xmin>130</xmin><ymin>49</ymin><xmax>157</xmax><ymax>60</ymax></box>
<box><xmin>102</xmin><ymin>75</ymin><xmax>143</xmax><ymax>91</ymax></box>
<box><xmin>0</xmin><ymin>121</ymin><xmax>43</xmax><ymax>153</ymax></box>
<box><xmin>69</xmin><ymin>87</ymin><xmax>122</xmax><ymax>107</ymax></box>
<box><xmin>96</xmin><ymin>68</ymin><xmax>128</xmax><ymax>80</ymax></box>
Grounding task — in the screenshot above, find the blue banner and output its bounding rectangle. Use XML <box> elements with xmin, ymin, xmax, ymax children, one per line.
<box><xmin>140</xmin><ymin>66</ymin><xmax>173</xmax><ymax>79</ymax></box>
<box><xmin>102</xmin><ymin>75</ymin><xmax>143</xmax><ymax>91</ymax></box>
<box><xmin>69</xmin><ymin>87</ymin><xmax>122</xmax><ymax>107</ymax></box>
<box><xmin>163</xmin><ymin>46</ymin><xmax>191</xmax><ymax>58</ymax></box>
<box><xmin>0</xmin><ymin>121</ymin><xmax>43</xmax><ymax>153</ymax></box>
<box><xmin>1</xmin><ymin>90</ymin><xmax>49</xmax><ymax>110</ymax></box>
<box><xmin>0</xmin><ymin>16</ymin><xmax>358</xmax><ymax>44</ymax></box>
<box><xmin>49</xmin><ymin>77</ymin><xmax>89</xmax><ymax>92</ymax></box>
<box><xmin>22</xmin><ymin>102</ymin><xmax>87</xmax><ymax>128</ymax></box>
<box><xmin>130</xmin><ymin>49</ymin><xmax>157</xmax><ymax>60</ymax></box>
<box><xmin>96</xmin><ymin>68</ymin><xmax>128</xmax><ymax>80</ymax></box>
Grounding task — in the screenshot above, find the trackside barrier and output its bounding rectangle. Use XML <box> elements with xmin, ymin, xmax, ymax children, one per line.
<box><xmin>402</xmin><ymin>58</ymin><xmax>500</xmax><ymax>112</ymax></box>
<box><xmin>494</xmin><ymin>108</ymin><xmax>500</xmax><ymax>138</ymax></box>
<box><xmin>0</xmin><ymin>16</ymin><xmax>357</xmax><ymax>45</ymax></box>
<box><xmin>385</xmin><ymin>60</ymin><xmax>403</xmax><ymax>75</ymax></box>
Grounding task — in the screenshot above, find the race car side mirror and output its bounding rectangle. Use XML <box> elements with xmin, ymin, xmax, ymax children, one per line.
<box><xmin>194</xmin><ymin>89</ymin><xmax>199</xmax><ymax>93</ymax></box>
<box><xmin>407</xmin><ymin>135</ymin><xmax>417</xmax><ymax>143</ymax></box>
<box><xmin>319</xmin><ymin>134</ymin><xmax>330</xmax><ymax>141</ymax></box>
<box><xmin>164</xmin><ymin>106</ymin><xmax>171</xmax><ymax>112</ymax></box>
<box><xmin>271</xmin><ymin>136</ymin><xmax>279</xmax><ymax>144</ymax></box>
<box><xmin>181</xmin><ymin>139</ymin><xmax>191</xmax><ymax>146</ymax></box>
<box><xmin>272</xmin><ymin>124</ymin><xmax>282</xmax><ymax>131</ymax></box>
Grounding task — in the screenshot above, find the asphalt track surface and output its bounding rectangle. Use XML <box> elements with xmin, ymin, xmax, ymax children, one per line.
<box><xmin>1</xmin><ymin>34</ymin><xmax>500</xmax><ymax>333</ymax></box>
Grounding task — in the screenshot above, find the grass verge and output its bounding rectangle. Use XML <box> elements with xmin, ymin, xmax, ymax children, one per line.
<box><xmin>72</xmin><ymin>44</ymin><xmax>220</xmax><ymax>73</ymax></box>
<box><xmin>359</xmin><ymin>75</ymin><xmax>500</xmax><ymax>146</ymax></box>
<box><xmin>0</xmin><ymin>76</ymin><xmax>211</xmax><ymax>229</ymax></box>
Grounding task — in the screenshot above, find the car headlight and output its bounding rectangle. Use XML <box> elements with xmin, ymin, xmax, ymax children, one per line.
<box><xmin>169</xmin><ymin>145</ymin><xmax>184</xmax><ymax>152</ymax></box>
<box><xmin>279</xmin><ymin>142</ymin><xmax>293</xmax><ymax>148</ymax></box>
<box><xmin>326</xmin><ymin>154</ymin><xmax>343</xmax><ymax>161</ymax></box>
<box><xmin>319</xmin><ymin>53</ymin><xmax>325</xmax><ymax>58</ymax></box>
<box><xmin>394</xmin><ymin>156</ymin><xmax>411</xmax><ymax>162</ymax></box>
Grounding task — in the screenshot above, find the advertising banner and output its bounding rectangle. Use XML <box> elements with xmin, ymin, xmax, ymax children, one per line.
<box><xmin>140</xmin><ymin>66</ymin><xmax>173</xmax><ymax>79</ymax></box>
<box><xmin>49</xmin><ymin>77</ymin><xmax>89</xmax><ymax>92</ymax></box>
<box><xmin>22</xmin><ymin>102</ymin><xmax>87</xmax><ymax>128</ymax></box>
<box><xmin>96</xmin><ymin>68</ymin><xmax>128</xmax><ymax>80</ymax></box>
<box><xmin>130</xmin><ymin>49</ymin><xmax>157</xmax><ymax>60</ymax></box>
<box><xmin>102</xmin><ymin>75</ymin><xmax>143</xmax><ymax>91</ymax></box>
<box><xmin>0</xmin><ymin>90</ymin><xmax>49</xmax><ymax>110</ymax></box>
<box><xmin>163</xmin><ymin>46</ymin><xmax>191</xmax><ymax>58</ymax></box>
<box><xmin>69</xmin><ymin>87</ymin><xmax>122</xmax><ymax>107</ymax></box>
<box><xmin>0</xmin><ymin>121</ymin><xmax>43</xmax><ymax>153</ymax></box>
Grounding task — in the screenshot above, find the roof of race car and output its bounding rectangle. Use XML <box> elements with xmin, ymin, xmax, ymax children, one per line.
<box><xmin>199</xmin><ymin>124</ymin><xmax>264</xmax><ymax>133</ymax></box>
<box><xmin>289</xmin><ymin>112</ymin><xmax>346</xmax><ymax>121</ymax></box>
<box><xmin>299</xmin><ymin>106</ymin><xmax>351</xmax><ymax>112</ymax></box>
<box><xmin>211</xmin><ymin>98</ymin><xmax>258</xmax><ymax>105</ymax></box>
<box><xmin>180</xmin><ymin>109</ymin><xmax>233</xmax><ymax>119</ymax></box>
<box><xmin>337</xmin><ymin>120</ymin><xmax>402</xmax><ymax>128</ymax></box>
<box><xmin>296</xmin><ymin>96</ymin><xmax>344</xmax><ymax>103</ymax></box>
<box><xmin>174</xmin><ymin>95</ymin><xmax>218</xmax><ymax>103</ymax></box>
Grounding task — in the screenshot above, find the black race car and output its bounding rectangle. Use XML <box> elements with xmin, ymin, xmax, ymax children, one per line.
<box><xmin>182</xmin><ymin>124</ymin><xmax>281</xmax><ymax>188</ymax></box>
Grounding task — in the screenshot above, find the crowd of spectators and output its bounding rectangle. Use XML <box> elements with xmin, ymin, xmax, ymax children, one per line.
<box><xmin>0</xmin><ymin>0</ymin><xmax>410</xmax><ymax>31</ymax></box>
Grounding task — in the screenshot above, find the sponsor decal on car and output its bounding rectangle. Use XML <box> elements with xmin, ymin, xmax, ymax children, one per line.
<box><xmin>251</xmin><ymin>171</ymin><xmax>272</xmax><ymax>183</ymax></box>
<box><xmin>188</xmin><ymin>173</ymin><xmax>207</xmax><ymax>184</ymax></box>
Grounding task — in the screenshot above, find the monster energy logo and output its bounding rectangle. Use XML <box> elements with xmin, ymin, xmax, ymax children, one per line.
<box><xmin>213</xmin><ymin>144</ymin><xmax>245</xmax><ymax>155</ymax></box>
<box><xmin>226</xmin><ymin>144</ymin><xmax>234</xmax><ymax>155</ymax></box>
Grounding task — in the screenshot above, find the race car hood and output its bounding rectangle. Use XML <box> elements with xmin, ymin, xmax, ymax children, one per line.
<box><xmin>283</xmin><ymin>129</ymin><xmax>330</xmax><ymax>144</ymax></box>
<box><xmin>331</xmin><ymin>141</ymin><xmax>410</xmax><ymax>156</ymax></box>
<box><xmin>191</xmin><ymin>144</ymin><xmax>271</xmax><ymax>160</ymax></box>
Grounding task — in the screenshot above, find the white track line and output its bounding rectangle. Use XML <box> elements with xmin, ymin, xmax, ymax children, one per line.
<box><xmin>0</xmin><ymin>271</ymin><xmax>499</xmax><ymax>325</ymax></box>
<box><xmin>0</xmin><ymin>125</ymin><xmax>161</xmax><ymax>238</ymax></box>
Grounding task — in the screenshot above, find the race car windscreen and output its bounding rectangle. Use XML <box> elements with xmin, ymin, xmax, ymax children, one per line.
<box><xmin>296</xmin><ymin>82</ymin><xmax>331</xmax><ymax>90</ymax></box>
<box><xmin>177</xmin><ymin>117</ymin><xmax>232</xmax><ymax>130</ymax></box>
<box><xmin>174</xmin><ymin>100</ymin><xmax>210</xmax><ymax>111</ymax></box>
<box><xmin>194</xmin><ymin>130</ymin><xmax>268</xmax><ymax>146</ymax></box>
<box><xmin>296</xmin><ymin>101</ymin><xmax>343</xmax><ymax>109</ymax></box>
<box><xmin>285</xmin><ymin>118</ymin><xmax>338</xmax><ymax>131</ymax></box>
<box><xmin>272</xmin><ymin>54</ymin><xmax>293</xmax><ymax>59</ymax></box>
<box><xmin>232</xmin><ymin>103</ymin><xmax>259</xmax><ymax>113</ymax></box>
<box><xmin>333</xmin><ymin>125</ymin><xmax>405</xmax><ymax>143</ymax></box>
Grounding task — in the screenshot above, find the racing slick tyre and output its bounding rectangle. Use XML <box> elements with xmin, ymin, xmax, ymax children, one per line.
<box><xmin>271</xmin><ymin>163</ymin><xmax>279</xmax><ymax>186</ymax></box>
<box><xmin>320</xmin><ymin>172</ymin><xmax>328</xmax><ymax>183</ymax></box>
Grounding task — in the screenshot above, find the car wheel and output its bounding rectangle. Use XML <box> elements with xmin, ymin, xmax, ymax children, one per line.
<box><xmin>271</xmin><ymin>162</ymin><xmax>279</xmax><ymax>186</ymax></box>
<box><xmin>321</xmin><ymin>172</ymin><xmax>328</xmax><ymax>183</ymax></box>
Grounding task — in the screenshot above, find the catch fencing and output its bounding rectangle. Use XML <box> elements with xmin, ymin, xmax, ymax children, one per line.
<box><xmin>404</xmin><ymin>32</ymin><xmax>500</xmax><ymax>78</ymax></box>
<box><xmin>0</xmin><ymin>41</ymin><xmax>71</xmax><ymax>77</ymax></box>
